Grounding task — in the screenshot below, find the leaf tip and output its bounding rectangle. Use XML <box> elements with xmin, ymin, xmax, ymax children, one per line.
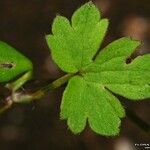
<box><xmin>67</xmin><ymin>118</ymin><xmax>86</xmax><ymax>135</ymax></box>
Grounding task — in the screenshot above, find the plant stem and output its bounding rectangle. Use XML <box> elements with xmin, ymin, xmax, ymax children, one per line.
<box><xmin>5</xmin><ymin>71</ymin><xmax>33</xmax><ymax>91</ymax></box>
<box><xmin>1</xmin><ymin>73</ymin><xmax>150</xmax><ymax>133</ymax></box>
<box><xmin>12</xmin><ymin>73</ymin><xmax>74</xmax><ymax>103</ymax></box>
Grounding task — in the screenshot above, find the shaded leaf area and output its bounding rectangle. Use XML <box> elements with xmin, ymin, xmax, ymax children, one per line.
<box><xmin>46</xmin><ymin>2</ymin><xmax>150</xmax><ymax>135</ymax></box>
<box><xmin>0</xmin><ymin>41</ymin><xmax>33</xmax><ymax>82</ymax></box>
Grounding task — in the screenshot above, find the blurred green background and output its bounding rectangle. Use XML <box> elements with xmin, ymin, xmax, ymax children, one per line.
<box><xmin>0</xmin><ymin>0</ymin><xmax>149</xmax><ymax>149</ymax></box>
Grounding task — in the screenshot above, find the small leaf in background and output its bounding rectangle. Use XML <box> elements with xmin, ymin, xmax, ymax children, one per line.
<box><xmin>0</xmin><ymin>41</ymin><xmax>33</xmax><ymax>82</ymax></box>
<box><xmin>46</xmin><ymin>2</ymin><xmax>150</xmax><ymax>136</ymax></box>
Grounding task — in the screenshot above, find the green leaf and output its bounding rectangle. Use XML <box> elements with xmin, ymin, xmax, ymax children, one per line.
<box><xmin>46</xmin><ymin>2</ymin><xmax>150</xmax><ymax>136</ymax></box>
<box><xmin>46</xmin><ymin>2</ymin><xmax>108</xmax><ymax>73</ymax></box>
<box><xmin>61</xmin><ymin>76</ymin><xmax>125</xmax><ymax>135</ymax></box>
<box><xmin>95</xmin><ymin>37</ymin><xmax>141</xmax><ymax>64</ymax></box>
<box><xmin>106</xmin><ymin>54</ymin><xmax>150</xmax><ymax>99</ymax></box>
<box><xmin>60</xmin><ymin>76</ymin><xmax>87</xmax><ymax>133</ymax></box>
<box><xmin>0</xmin><ymin>41</ymin><xmax>33</xmax><ymax>82</ymax></box>
<box><xmin>84</xmin><ymin>40</ymin><xmax>150</xmax><ymax>100</ymax></box>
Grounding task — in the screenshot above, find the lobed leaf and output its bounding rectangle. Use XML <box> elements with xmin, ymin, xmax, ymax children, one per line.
<box><xmin>61</xmin><ymin>76</ymin><xmax>125</xmax><ymax>135</ymax></box>
<box><xmin>46</xmin><ymin>2</ymin><xmax>150</xmax><ymax>136</ymax></box>
<box><xmin>95</xmin><ymin>37</ymin><xmax>140</xmax><ymax>63</ymax></box>
<box><xmin>46</xmin><ymin>2</ymin><xmax>108</xmax><ymax>72</ymax></box>
<box><xmin>84</xmin><ymin>41</ymin><xmax>150</xmax><ymax>100</ymax></box>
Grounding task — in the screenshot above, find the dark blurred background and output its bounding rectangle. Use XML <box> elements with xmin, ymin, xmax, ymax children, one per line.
<box><xmin>0</xmin><ymin>0</ymin><xmax>149</xmax><ymax>150</ymax></box>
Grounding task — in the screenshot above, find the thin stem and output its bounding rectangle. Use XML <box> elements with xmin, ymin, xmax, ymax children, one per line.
<box><xmin>1</xmin><ymin>73</ymin><xmax>150</xmax><ymax>133</ymax></box>
<box><xmin>5</xmin><ymin>71</ymin><xmax>33</xmax><ymax>91</ymax></box>
<box><xmin>126</xmin><ymin>109</ymin><xmax>150</xmax><ymax>132</ymax></box>
<box><xmin>12</xmin><ymin>73</ymin><xmax>74</xmax><ymax>103</ymax></box>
